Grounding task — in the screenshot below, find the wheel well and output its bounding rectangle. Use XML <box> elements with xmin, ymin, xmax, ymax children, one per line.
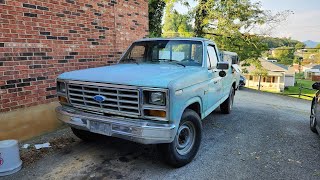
<box><xmin>232</xmin><ymin>82</ymin><xmax>236</xmax><ymax>89</ymax></box>
<box><xmin>232</xmin><ymin>82</ymin><xmax>236</xmax><ymax>93</ymax></box>
<box><xmin>186</xmin><ymin>102</ymin><xmax>201</xmax><ymax>117</ymax></box>
<box><xmin>312</xmin><ymin>98</ymin><xmax>316</xmax><ymax>111</ymax></box>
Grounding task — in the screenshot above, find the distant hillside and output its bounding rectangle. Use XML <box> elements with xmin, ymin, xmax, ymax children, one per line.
<box><xmin>303</xmin><ymin>40</ymin><xmax>319</xmax><ymax>48</ymax></box>
<box><xmin>261</xmin><ymin>37</ymin><xmax>300</xmax><ymax>49</ymax></box>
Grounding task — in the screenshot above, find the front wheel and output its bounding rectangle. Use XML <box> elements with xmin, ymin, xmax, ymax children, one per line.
<box><xmin>220</xmin><ymin>87</ymin><xmax>235</xmax><ymax>114</ymax></box>
<box><xmin>310</xmin><ymin>100</ymin><xmax>318</xmax><ymax>134</ymax></box>
<box><xmin>159</xmin><ymin>109</ymin><xmax>202</xmax><ymax>168</ymax></box>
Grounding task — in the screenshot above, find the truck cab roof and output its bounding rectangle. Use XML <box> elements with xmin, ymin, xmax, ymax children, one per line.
<box><xmin>135</xmin><ymin>37</ymin><xmax>216</xmax><ymax>45</ymax></box>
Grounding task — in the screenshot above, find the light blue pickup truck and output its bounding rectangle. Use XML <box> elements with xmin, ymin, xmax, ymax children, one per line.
<box><xmin>56</xmin><ymin>38</ymin><xmax>239</xmax><ymax>167</ymax></box>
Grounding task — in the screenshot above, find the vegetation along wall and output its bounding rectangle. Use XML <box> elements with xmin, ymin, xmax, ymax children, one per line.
<box><xmin>0</xmin><ymin>0</ymin><xmax>148</xmax><ymax>140</ymax></box>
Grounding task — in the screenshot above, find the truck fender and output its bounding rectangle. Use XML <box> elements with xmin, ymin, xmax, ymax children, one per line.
<box><xmin>176</xmin><ymin>96</ymin><xmax>203</xmax><ymax>122</ymax></box>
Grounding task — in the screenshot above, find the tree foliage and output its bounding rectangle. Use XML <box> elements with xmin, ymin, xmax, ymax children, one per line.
<box><xmin>245</xmin><ymin>59</ymin><xmax>268</xmax><ymax>76</ymax></box>
<box><xmin>162</xmin><ymin>0</ymin><xmax>193</xmax><ymax>37</ymax></box>
<box><xmin>148</xmin><ymin>0</ymin><xmax>166</xmax><ymax>37</ymax></box>
<box><xmin>295</xmin><ymin>42</ymin><xmax>306</xmax><ymax>49</ymax></box>
<box><xmin>193</xmin><ymin>0</ymin><xmax>271</xmax><ymax>62</ymax></box>
<box><xmin>246</xmin><ymin>59</ymin><xmax>268</xmax><ymax>91</ymax></box>
<box><xmin>260</xmin><ymin>37</ymin><xmax>300</xmax><ymax>49</ymax></box>
<box><xmin>151</xmin><ymin>0</ymin><xmax>294</xmax><ymax>64</ymax></box>
<box><xmin>272</xmin><ymin>46</ymin><xmax>295</xmax><ymax>65</ymax></box>
<box><xmin>194</xmin><ymin>0</ymin><xmax>207</xmax><ymax>38</ymax></box>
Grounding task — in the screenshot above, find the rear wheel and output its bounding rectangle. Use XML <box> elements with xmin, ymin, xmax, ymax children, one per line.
<box><xmin>310</xmin><ymin>100</ymin><xmax>318</xmax><ymax>134</ymax></box>
<box><xmin>220</xmin><ymin>87</ymin><xmax>235</xmax><ymax>114</ymax></box>
<box><xmin>159</xmin><ymin>109</ymin><xmax>202</xmax><ymax>168</ymax></box>
<box><xmin>71</xmin><ymin>127</ymin><xmax>100</xmax><ymax>141</ymax></box>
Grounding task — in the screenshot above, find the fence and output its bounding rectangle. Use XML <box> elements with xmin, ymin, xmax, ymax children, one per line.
<box><xmin>312</xmin><ymin>75</ymin><xmax>320</xmax><ymax>81</ymax></box>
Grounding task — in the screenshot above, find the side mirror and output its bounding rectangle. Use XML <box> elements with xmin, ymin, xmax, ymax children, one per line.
<box><xmin>312</xmin><ymin>82</ymin><xmax>320</xmax><ymax>90</ymax></box>
<box><xmin>217</xmin><ymin>62</ymin><xmax>229</xmax><ymax>77</ymax></box>
<box><xmin>217</xmin><ymin>62</ymin><xmax>229</xmax><ymax>70</ymax></box>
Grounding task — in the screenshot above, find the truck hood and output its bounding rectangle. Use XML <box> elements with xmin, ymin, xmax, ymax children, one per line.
<box><xmin>58</xmin><ymin>63</ymin><xmax>207</xmax><ymax>89</ymax></box>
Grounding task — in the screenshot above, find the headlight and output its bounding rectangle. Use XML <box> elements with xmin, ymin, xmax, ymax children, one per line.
<box><xmin>57</xmin><ymin>81</ymin><xmax>66</xmax><ymax>93</ymax></box>
<box><xmin>150</xmin><ymin>92</ymin><xmax>165</xmax><ymax>105</ymax></box>
<box><xmin>144</xmin><ymin>91</ymin><xmax>166</xmax><ymax>106</ymax></box>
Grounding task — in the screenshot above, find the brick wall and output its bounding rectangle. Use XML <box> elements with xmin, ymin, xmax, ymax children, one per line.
<box><xmin>0</xmin><ymin>0</ymin><xmax>149</xmax><ymax>112</ymax></box>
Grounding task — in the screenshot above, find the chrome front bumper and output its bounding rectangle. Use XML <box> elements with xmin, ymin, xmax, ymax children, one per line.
<box><xmin>56</xmin><ymin>106</ymin><xmax>176</xmax><ymax>144</ymax></box>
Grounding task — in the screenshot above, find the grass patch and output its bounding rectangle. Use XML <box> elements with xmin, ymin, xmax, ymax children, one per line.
<box><xmin>247</xmin><ymin>79</ymin><xmax>317</xmax><ymax>101</ymax></box>
<box><xmin>283</xmin><ymin>79</ymin><xmax>316</xmax><ymax>101</ymax></box>
<box><xmin>295</xmin><ymin>72</ymin><xmax>304</xmax><ymax>79</ymax></box>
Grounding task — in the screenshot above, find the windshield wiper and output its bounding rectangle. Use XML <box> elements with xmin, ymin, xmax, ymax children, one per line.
<box><xmin>170</xmin><ymin>61</ymin><xmax>186</xmax><ymax>67</ymax></box>
<box><xmin>151</xmin><ymin>58</ymin><xmax>172</xmax><ymax>62</ymax></box>
<box><xmin>151</xmin><ymin>59</ymin><xmax>186</xmax><ymax>67</ymax></box>
<box><xmin>121</xmin><ymin>58</ymin><xmax>139</xmax><ymax>65</ymax></box>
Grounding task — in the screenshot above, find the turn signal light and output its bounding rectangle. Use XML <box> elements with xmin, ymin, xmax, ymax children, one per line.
<box><xmin>144</xmin><ymin>110</ymin><xmax>166</xmax><ymax>118</ymax></box>
<box><xmin>58</xmin><ymin>96</ymin><xmax>68</xmax><ymax>104</ymax></box>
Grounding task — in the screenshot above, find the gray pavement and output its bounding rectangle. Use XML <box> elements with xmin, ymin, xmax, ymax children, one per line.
<box><xmin>3</xmin><ymin>88</ymin><xmax>320</xmax><ymax>180</ymax></box>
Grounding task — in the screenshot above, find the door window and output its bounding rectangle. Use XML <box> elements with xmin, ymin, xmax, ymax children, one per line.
<box><xmin>207</xmin><ymin>45</ymin><xmax>219</xmax><ymax>68</ymax></box>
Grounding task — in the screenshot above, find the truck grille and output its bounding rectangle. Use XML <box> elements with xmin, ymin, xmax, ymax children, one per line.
<box><xmin>67</xmin><ymin>82</ymin><xmax>140</xmax><ymax>116</ymax></box>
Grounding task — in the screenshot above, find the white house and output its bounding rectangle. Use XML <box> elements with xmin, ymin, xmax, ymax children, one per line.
<box><xmin>303</xmin><ymin>64</ymin><xmax>320</xmax><ymax>79</ymax></box>
<box><xmin>241</xmin><ymin>59</ymin><xmax>295</xmax><ymax>92</ymax></box>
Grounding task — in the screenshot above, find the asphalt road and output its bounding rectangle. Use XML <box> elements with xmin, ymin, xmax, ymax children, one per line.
<box><xmin>3</xmin><ymin>89</ymin><xmax>320</xmax><ymax>180</ymax></box>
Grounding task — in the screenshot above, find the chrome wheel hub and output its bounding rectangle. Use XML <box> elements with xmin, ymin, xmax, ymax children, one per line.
<box><xmin>176</xmin><ymin>121</ymin><xmax>196</xmax><ymax>155</ymax></box>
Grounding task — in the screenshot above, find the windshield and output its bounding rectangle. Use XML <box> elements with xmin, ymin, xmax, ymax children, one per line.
<box><xmin>120</xmin><ymin>40</ymin><xmax>203</xmax><ymax>66</ymax></box>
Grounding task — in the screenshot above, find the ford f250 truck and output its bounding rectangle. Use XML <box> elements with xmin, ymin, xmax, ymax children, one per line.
<box><xmin>56</xmin><ymin>38</ymin><xmax>239</xmax><ymax>167</ymax></box>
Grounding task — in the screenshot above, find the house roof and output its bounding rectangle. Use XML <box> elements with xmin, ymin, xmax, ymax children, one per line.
<box><xmin>242</xmin><ymin>58</ymin><xmax>294</xmax><ymax>75</ymax></box>
<box><xmin>304</xmin><ymin>64</ymin><xmax>320</xmax><ymax>69</ymax></box>
<box><xmin>267</xmin><ymin>72</ymin><xmax>285</xmax><ymax>76</ymax></box>
<box><xmin>305</xmin><ymin>69</ymin><xmax>320</xmax><ymax>73</ymax></box>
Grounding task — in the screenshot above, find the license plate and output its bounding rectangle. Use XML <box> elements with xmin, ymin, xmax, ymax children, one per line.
<box><xmin>89</xmin><ymin>121</ymin><xmax>111</xmax><ymax>136</ymax></box>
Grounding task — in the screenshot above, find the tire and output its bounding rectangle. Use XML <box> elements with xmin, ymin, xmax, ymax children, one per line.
<box><xmin>220</xmin><ymin>87</ymin><xmax>235</xmax><ymax>114</ymax></box>
<box><xmin>310</xmin><ymin>100</ymin><xmax>318</xmax><ymax>134</ymax></box>
<box><xmin>71</xmin><ymin>127</ymin><xmax>100</xmax><ymax>141</ymax></box>
<box><xmin>159</xmin><ymin>109</ymin><xmax>202</xmax><ymax>168</ymax></box>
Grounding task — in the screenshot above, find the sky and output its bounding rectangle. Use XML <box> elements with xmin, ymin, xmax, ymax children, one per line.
<box><xmin>175</xmin><ymin>0</ymin><xmax>320</xmax><ymax>42</ymax></box>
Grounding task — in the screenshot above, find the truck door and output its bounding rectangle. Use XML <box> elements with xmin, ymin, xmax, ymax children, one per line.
<box><xmin>206</xmin><ymin>45</ymin><xmax>223</xmax><ymax>110</ymax></box>
<box><xmin>221</xmin><ymin>60</ymin><xmax>234</xmax><ymax>98</ymax></box>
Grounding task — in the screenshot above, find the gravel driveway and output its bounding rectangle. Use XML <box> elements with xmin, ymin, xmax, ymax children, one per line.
<box><xmin>3</xmin><ymin>89</ymin><xmax>320</xmax><ymax>180</ymax></box>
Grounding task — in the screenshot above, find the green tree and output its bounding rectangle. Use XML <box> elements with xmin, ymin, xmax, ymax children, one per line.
<box><xmin>194</xmin><ymin>0</ymin><xmax>207</xmax><ymax>38</ymax></box>
<box><xmin>272</xmin><ymin>46</ymin><xmax>294</xmax><ymax>65</ymax></box>
<box><xmin>295</xmin><ymin>42</ymin><xmax>306</xmax><ymax>49</ymax></box>
<box><xmin>248</xmin><ymin>59</ymin><xmax>268</xmax><ymax>91</ymax></box>
<box><xmin>308</xmin><ymin>44</ymin><xmax>320</xmax><ymax>52</ymax></box>
<box><xmin>192</xmin><ymin>0</ymin><xmax>292</xmax><ymax>64</ymax></box>
<box><xmin>149</xmin><ymin>0</ymin><xmax>166</xmax><ymax>37</ymax></box>
<box><xmin>193</xmin><ymin>0</ymin><xmax>268</xmax><ymax>62</ymax></box>
<box><xmin>260</xmin><ymin>37</ymin><xmax>300</xmax><ymax>49</ymax></box>
<box><xmin>293</xmin><ymin>56</ymin><xmax>301</xmax><ymax>64</ymax></box>
<box><xmin>162</xmin><ymin>0</ymin><xmax>193</xmax><ymax>37</ymax></box>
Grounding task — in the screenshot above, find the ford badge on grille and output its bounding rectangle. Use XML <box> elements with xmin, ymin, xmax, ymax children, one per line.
<box><xmin>93</xmin><ymin>95</ymin><xmax>107</xmax><ymax>102</ymax></box>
